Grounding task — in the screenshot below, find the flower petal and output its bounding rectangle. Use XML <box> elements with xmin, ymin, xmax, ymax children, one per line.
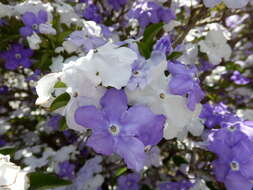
<box><xmin>75</xmin><ymin>105</ymin><xmax>107</xmax><ymax>129</ymax></box>
<box><xmin>100</xmin><ymin>89</ymin><xmax>128</xmax><ymax>123</ymax></box>
<box><xmin>87</xmin><ymin>132</ymin><xmax>114</xmax><ymax>155</ymax></box>
<box><xmin>115</xmin><ymin>136</ymin><xmax>146</xmax><ymax>171</ymax></box>
<box><xmin>22</xmin><ymin>12</ymin><xmax>37</xmax><ymax>26</ymax></box>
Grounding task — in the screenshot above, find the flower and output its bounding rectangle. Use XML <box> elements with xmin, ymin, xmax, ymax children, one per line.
<box><xmin>88</xmin><ymin>42</ymin><xmax>138</xmax><ymax>89</ymax></box>
<box><xmin>199</xmin><ymin>30</ymin><xmax>231</xmax><ymax>65</ymax></box>
<box><xmin>212</xmin><ymin>139</ymin><xmax>253</xmax><ymax>190</ymax></box>
<box><xmin>127</xmin><ymin>62</ymin><xmax>203</xmax><ymax>140</ymax></box>
<box><xmin>75</xmin><ymin>88</ymin><xmax>165</xmax><ymax>171</ymax></box>
<box><xmin>0</xmin><ymin>44</ymin><xmax>33</xmax><ymax>70</ymax></box>
<box><xmin>230</xmin><ymin>71</ymin><xmax>250</xmax><ymax>85</ymax></box>
<box><xmin>167</xmin><ymin>61</ymin><xmax>204</xmax><ymax>111</ymax></box>
<box><xmin>117</xmin><ymin>173</ymin><xmax>140</xmax><ymax>190</ymax></box>
<box><xmin>0</xmin><ymin>154</ymin><xmax>29</xmax><ymax>190</ymax></box>
<box><xmin>83</xmin><ymin>4</ymin><xmax>102</xmax><ymax>23</ymax></box>
<box><xmin>159</xmin><ymin>180</ymin><xmax>193</xmax><ymax>190</ymax></box>
<box><xmin>57</xmin><ymin>161</ymin><xmax>75</xmax><ymax>180</ymax></box>
<box><xmin>203</xmin><ymin>0</ymin><xmax>250</xmax><ymax>9</ymax></box>
<box><xmin>19</xmin><ymin>10</ymin><xmax>48</xmax><ymax>37</ymax></box>
<box><xmin>128</xmin><ymin>1</ymin><xmax>175</xmax><ymax>28</ymax></box>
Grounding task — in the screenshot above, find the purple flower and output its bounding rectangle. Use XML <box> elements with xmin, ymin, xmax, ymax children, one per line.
<box><xmin>127</xmin><ymin>57</ymin><xmax>151</xmax><ymax>90</ymax></box>
<box><xmin>167</xmin><ymin>61</ymin><xmax>204</xmax><ymax>111</ymax></box>
<box><xmin>26</xmin><ymin>69</ymin><xmax>41</xmax><ymax>81</ymax></box>
<box><xmin>47</xmin><ymin>114</ymin><xmax>62</xmax><ymax>130</ymax></box>
<box><xmin>212</xmin><ymin>139</ymin><xmax>253</xmax><ymax>190</ymax></box>
<box><xmin>151</xmin><ymin>35</ymin><xmax>172</xmax><ymax>65</ymax></box>
<box><xmin>230</xmin><ymin>71</ymin><xmax>250</xmax><ymax>85</ymax></box>
<box><xmin>0</xmin><ymin>85</ymin><xmax>8</xmax><ymax>94</ymax></box>
<box><xmin>0</xmin><ymin>44</ymin><xmax>33</xmax><ymax>70</ymax></box>
<box><xmin>83</xmin><ymin>4</ymin><xmax>102</xmax><ymax>23</ymax></box>
<box><xmin>117</xmin><ymin>173</ymin><xmax>140</xmax><ymax>190</ymax></box>
<box><xmin>159</xmin><ymin>180</ymin><xmax>193</xmax><ymax>190</ymax></box>
<box><xmin>200</xmin><ymin>103</ymin><xmax>232</xmax><ymax>128</ymax></box>
<box><xmin>57</xmin><ymin>161</ymin><xmax>75</xmax><ymax>180</ymax></box>
<box><xmin>107</xmin><ymin>0</ymin><xmax>128</xmax><ymax>11</ymax></box>
<box><xmin>67</xmin><ymin>30</ymin><xmax>106</xmax><ymax>52</ymax></box>
<box><xmin>128</xmin><ymin>1</ymin><xmax>175</xmax><ymax>28</ymax></box>
<box><xmin>75</xmin><ymin>88</ymin><xmax>165</xmax><ymax>171</ymax></box>
<box><xmin>19</xmin><ymin>10</ymin><xmax>48</xmax><ymax>37</ymax></box>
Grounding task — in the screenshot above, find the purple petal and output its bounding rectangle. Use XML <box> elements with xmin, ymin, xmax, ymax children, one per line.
<box><xmin>225</xmin><ymin>171</ymin><xmax>253</xmax><ymax>190</ymax></box>
<box><xmin>100</xmin><ymin>89</ymin><xmax>128</xmax><ymax>123</ymax></box>
<box><xmin>169</xmin><ymin>76</ymin><xmax>193</xmax><ymax>95</ymax></box>
<box><xmin>20</xmin><ymin>58</ymin><xmax>32</xmax><ymax>68</ymax></box>
<box><xmin>75</xmin><ymin>105</ymin><xmax>107</xmax><ymax>129</ymax></box>
<box><xmin>22</xmin><ymin>12</ymin><xmax>37</xmax><ymax>26</ymax></box>
<box><xmin>213</xmin><ymin>160</ymin><xmax>230</xmax><ymax>182</ymax></box>
<box><xmin>116</xmin><ymin>136</ymin><xmax>146</xmax><ymax>171</ymax></box>
<box><xmin>19</xmin><ymin>26</ymin><xmax>33</xmax><ymax>37</ymax></box>
<box><xmin>87</xmin><ymin>132</ymin><xmax>114</xmax><ymax>155</ymax></box>
<box><xmin>120</xmin><ymin>105</ymin><xmax>165</xmax><ymax>146</ymax></box>
<box><xmin>167</xmin><ymin>61</ymin><xmax>188</xmax><ymax>75</ymax></box>
<box><xmin>5</xmin><ymin>60</ymin><xmax>18</xmax><ymax>70</ymax></box>
<box><xmin>37</xmin><ymin>10</ymin><xmax>48</xmax><ymax>24</ymax></box>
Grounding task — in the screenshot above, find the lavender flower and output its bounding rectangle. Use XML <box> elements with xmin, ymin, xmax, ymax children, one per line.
<box><xmin>128</xmin><ymin>1</ymin><xmax>175</xmax><ymax>28</ymax></box>
<box><xmin>167</xmin><ymin>61</ymin><xmax>204</xmax><ymax>111</ymax></box>
<box><xmin>159</xmin><ymin>180</ymin><xmax>193</xmax><ymax>190</ymax></box>
<box><xmin>127</xmin><ymin>57</ymin><xmax>152</xmax><ymax>90</ymax></box>
<box><xmin>230</xmin><ymin>71</ymin><xmax>250</xmax><ymax>85</ymax></box>
<box><xmin>75</xmin><ymin>88</ymin><xmax>165</xmax><ymax>171</ymax></box>
<box><xmin>151</xmin><ymin>35</ymin><xmax>172</xmax><ymax>65</ymax></box>
<box><xmin>57</xmin><ymin>161</ymin><xmax>75</xmax><ymax>180</ymax></box>
<box><xmin>19</xmin><ymin>10</ymin><xmax>48</xmax><ymax>37</ymax></box>
<box><xmin>0</xmin><ymin>85</ymin><xmax>8</xmax><ymax>94</ymax></box>
<box><xmin>107</xmin><ymin>0</ymin><xmax>128</xmax><ymax>11</ymax></box>
<box><xmin>117</xmin><ymin>173</ymin><xmax>140</xmax><ymax>190</ymax></box>
<box><xmin>83</xmin><ymin>4</ymin><xmax>102</xmax><ymax>23</ymax></box>
<box><xmin>47</xmin><ymin>115</ymin><xmax>62</xmax><ymax>130</ymax></box>
<box><xmin>0</xmin><ymin>44</ymin><xmax>33</xmax><ymax>70</ymax></box>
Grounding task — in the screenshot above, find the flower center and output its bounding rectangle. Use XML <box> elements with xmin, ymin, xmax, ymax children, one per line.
<box><xmin>159</xmin><ymin>93</ymin><xmax>165</xmax><ymax>99</ymax></box>
<box><xmin>228</xmin><ymin>125</ymin><xmax>237</xmax><ymax>132</ymax></box>
<box><xmin>109</xmin><ymin>125</ymin><xmax>120</xmax><ymax>136</ymax></box>
<box><xmin>230</xmin><ymin>161</ymin><xmax>240</xmax><ymax>171</ymax></box>
<box><xmin>15</xmin><ymin>53</ymin><xmax>22</xmax><ymax>59</ymax></box>
<box><xmin>32</xmin><ymin>24</ymin><xmax>38</xmax><ymax>30</ymax></box>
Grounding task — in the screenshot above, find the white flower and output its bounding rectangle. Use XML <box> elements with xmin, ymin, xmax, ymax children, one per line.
<box><xmin>203</xmin><ymin>0</ymin><xmax>250</xmax><ymax>8</ymax></box>
<box><xmin>0</xmin><ymin>3</ymin><xmax>14</xmax><ymax>18</ymax></box>
<box><xmin>127</xmin><ymin>62</ymin><xmax>203</xmax><ymax>140</ymax></box>
<box><xmin>39</xmin><ymin>23</ymin><xmax>56</xmax><ymax>35</ymax></box>
<box><xmin>27</xmin><ymin>32</ymin><xmax>42</xmax><ymax>50</ymax></box>
<box><xmin>90</xmin><ymin>42</ymin><xmax>138</xmax><ymax>89</ymax></box>
<box><xmin>15</xmin><ymin>0</ymin><xmax>53</xmax><ymax>22</ymax></box>
<box><xmin>53</xmin><ymin>1</ymin><xmax>81</xmax><ymax>27</ymax></box>
<box><xmin>0</xmin><ymin>154</ymin><xmax>29</xmax><ymax>190</ymax></box>
<box><xmin>199</xmin><ymin>30</ymin><xmax>232</xmax><ymax>65</ymax></box>
<box><xmin>35</xmin><ymin>73</ymin><xmax>62</xmax><ymax>106</ymax></box>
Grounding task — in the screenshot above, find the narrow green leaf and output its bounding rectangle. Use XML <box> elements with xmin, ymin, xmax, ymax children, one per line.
<box><xmin>28</xmin><ymin>172</ymin><xmax>71</xmax><ymax>190</ymax></box>
<box><xmin>50</xmin><ymin>93</ymin><xmax>70</xmax><ymax>112</ymax></box>
<box><xmin>167</xmin><ymin>51</ymin><xmax>183</xmax><ymax>60</ymax></box>
<box><xmin>59</xmin><ymin>117</ymin><xmax>68</xmax><ymax>131</ymax></box>
<box><xmin>114</xmin><ymin>167</ymin><xmax>128</xmax><ymax>177</ymax></box>
<box><xmin>138</xmin><ymin>22</ymin><xmax>164</xmax><ymax>59</ymax></box>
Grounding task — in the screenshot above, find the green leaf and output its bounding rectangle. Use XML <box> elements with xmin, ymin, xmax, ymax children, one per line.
<box><xmin>0</xmin><ymin>147</ymin><xmax>16</xmax><ymax>156</ymax></box>
<box><xmin>114</xmin><ymin>167</ymin><xmax>128</xmax><ymax>177</ymax></box>
<box><xmin>54</xmin><ymin>81</ymin><xmax>67</xmax><ymax>88</ymax></box>
<box><xmin>59</xmin><ymin>117</ymin><xmax>68</xmax><ymax>131</ymax></box>
<box><xmin>167</xmin><ymin>51</ymin><xmax>183</xmax><ymax>60</ymax></box>
<box><xmin>28</xmin><ymin>172</ymin><xmax>71</xmax><ymax>190</ymax></box>
<box><xmin>138</xmin><ymin>22</ymin><xmax>164</xmax><ymax>59</ymax></box>
<box><xmin>50</xmin><ymin>93</ymin><xmax>70</xmax><ymax>112</ymax></box>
